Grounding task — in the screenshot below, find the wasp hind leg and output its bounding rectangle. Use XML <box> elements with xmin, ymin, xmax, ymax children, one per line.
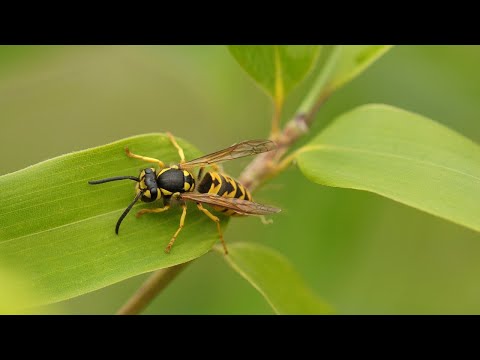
<box><xmin>166</xmin><ymin>132</ymin><xmax>186</xmax><ymax>164</ymax></box>
<box><xmin>135</xmin><ymin>205</ymin><xmax>170</xmax><ymax>218</ymax></box>
<box><xmin>259</xmin><ymin>215</ymin><xmax>273</xmax><ymax>225</ymax></box>
<box><xmin>125</xmin><ymin>148</ymin><xmax>165</xmax><ymax>169</ymax></box>
<box><xmin>165</xmin><ymin>204</ymin><xmax>188</xmax><ymax>253</ymax></box>
<box><xmin>196</xmin><ymin>203</ymin><xmax>228</xmax><ymax>255</ymax></box>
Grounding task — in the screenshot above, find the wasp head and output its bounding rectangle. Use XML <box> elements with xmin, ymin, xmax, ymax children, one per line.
<box><xmin>137</xmin><ymin>168</ymin><xmax>162</xmax><ymax>202</ymax></box>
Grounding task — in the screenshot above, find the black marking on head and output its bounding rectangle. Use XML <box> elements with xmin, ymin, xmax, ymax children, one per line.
<box><xmin>197</xmin><ymin>172</ymin><xmax>213</xmax><ymax>194</ymax></box>
<box><xmin>140</xmin><ymin>168</ymin><xmax>159</xmax><ymax>202</ymax></box>
<box><xmin>144</xmin><ymin>169</ymin><xmax>157</xmax><ymax>188</ymax></box>
<box><xmin>142</xmin><ymin>188</ymin><xmax>158</xmax><ymax>202</ymax></box>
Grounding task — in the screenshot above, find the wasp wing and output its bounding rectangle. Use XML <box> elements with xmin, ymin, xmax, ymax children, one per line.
<box><xmin>181</xmin><ymin>140</ymin><xmax>276</xmax><ymax>168</ymax></box>
<box><xmin>180</xmin><ymin>192</ymin><xmax>281</xmax><ymax>215</ymax></box>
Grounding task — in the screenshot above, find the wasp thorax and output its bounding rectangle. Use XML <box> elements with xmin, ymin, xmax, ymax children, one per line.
<box><xmin>137</xmin><ymin>168</ymin><xmax>161</xmax><ymax>202</ymax></box>
<box><xmin>156</xmin><ymin>166</ymin><xmax>195</xmax><ymax>197</ymax></box>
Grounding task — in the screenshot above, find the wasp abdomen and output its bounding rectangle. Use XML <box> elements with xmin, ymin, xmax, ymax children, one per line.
<box><xmin>197</xmin><ymin>171</ymin><xmax>252</xmax><ymax>215</ymax></box>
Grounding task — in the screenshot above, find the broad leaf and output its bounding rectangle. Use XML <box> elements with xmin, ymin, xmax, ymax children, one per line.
<box><xmin>299</xmin><ymin>46</ymin><xmax>392</xmax><ymax>112</ymax></box>
<box><xmin>296</xmin><ymin>104</ymin><xmax>480</xmax><ymax>233</ymax></box>
<box><xmin>216</xmin><ymin>242</ymin><xmax>334</xmax><ymax>314</ymax></box>
<box><xmin>228</xmin><ymin>45</ymin><xmax>320</xmax><ymax>105</ymax></box>
<box><xmin>0</xmin><ymin>134</ymin><xmax>227</xmax><ymax>307</ymax></box>
<box><xmin>0</xmin><ymin>267</ymin><xmax>49</xmax><ymax>314</ymax></box>
<box><xmin>327</xmin><ymin>45</ymin><xmax>392</xmax><ymax>91</ymax></box>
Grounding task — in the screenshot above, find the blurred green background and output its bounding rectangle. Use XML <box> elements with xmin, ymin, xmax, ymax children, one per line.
<box><xmin>1</xmin><ymin>45</ymin><xmax>480</xmax><ymax>314</ymax></box>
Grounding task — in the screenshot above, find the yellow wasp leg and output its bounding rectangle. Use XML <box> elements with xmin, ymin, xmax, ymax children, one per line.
<box><xmin>166</xmin><ymin>132</ymin><xmax>186</xmax><ymax>164</ymax></box>
<box><xmin>259</xmin><ymin>215</ymin><xmax>273</xmax><ymax>225</ymax></box>
<box><xmin>135</xmin><ymin>205</ymin><xmax>170</xmax><ymax>218</ymax></box>
<box><xmin>165</xmin><ymin>204</ymin><xmax>187</xmax><ymax>253</ymax></box>
<box><xmin>196</xmin><ymin>203</ymin><xmax>228</xmax><ymax>255</ymax></box>
<box><xmin>125</xmin><ymin>148</ymin><xmax>165</xmax><ymax>168</ymax></box>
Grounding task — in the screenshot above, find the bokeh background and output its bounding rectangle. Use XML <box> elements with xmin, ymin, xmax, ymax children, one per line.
<box><xmin>1</xmin><ymin>45</ymin><xmax>480</xmax><ymax>314</ymax></box>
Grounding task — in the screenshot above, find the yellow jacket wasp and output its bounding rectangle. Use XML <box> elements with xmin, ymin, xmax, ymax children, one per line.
<box><xmin>88</xmin><ymin>133</ymin><xmax>281</xmax><ymax>254</ymax></box>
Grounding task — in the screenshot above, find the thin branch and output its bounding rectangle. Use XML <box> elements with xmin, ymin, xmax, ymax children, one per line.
<box><xmin>239</xmin><ymin>90</ymin><xmax>331</xmax><ymax>192</ymax></box>
<box><xmin>116</xmin><ymin>262</ymin><xmax>190</xmax><ymax>315</ymax></box>
<box><xmin>239</xmin><ymin>47</ymin><xmax>340</xmax><ymax>192</ymax></box>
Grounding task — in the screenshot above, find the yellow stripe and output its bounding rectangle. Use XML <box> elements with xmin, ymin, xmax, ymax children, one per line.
<box><xmin>204</xmin><ymin>172</ymin><xmax>254</xmax><ymax>215</ymax></box>
<box><xmin>238</xmin><ymin>183</ymin><xmax>246</xmax><ymax>200</ymax></box>
<box><xmin>161</xmin><ymin>188</ymin><xmax>173</xmax><ymax>196</ymax></box>
<box><xmin>209</xmin><ymin>172</ymin><xmax>222</xmax><ymax>194</ymax></box>
<box><xmin>158</xmin><ymin>168</ymin><xmax>169</xmax><ymax>176</ymax></box>
<box><xmin>225</xmin><ymin>176</ymin><xmax>238</xmax><ymax>198</ymax></box>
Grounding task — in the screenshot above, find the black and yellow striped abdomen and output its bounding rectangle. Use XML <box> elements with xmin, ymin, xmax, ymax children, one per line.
<box><xmin>197</xmin><ymin>171</ymin><xmax>252</xmax><ymax>216</ymax></box>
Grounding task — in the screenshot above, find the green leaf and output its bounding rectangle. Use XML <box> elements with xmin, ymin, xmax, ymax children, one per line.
<box><xmin>328</xmin><ymin>45</ymin><xmax>393</xmax><ymax>91</ymax></box>
<box><xmin>215</xmin><ymin>242</ymin><xmax>334</xmax><ymax>314</ymax></box>
<box><xmin>0</xmin><ymin>267</ymin><xmax>48</xmax><ymax>314</ymax></box>
<box><xmin>299</xmin><ymin>45</ymin><xmax>392</xmax><ymax>113</ymax></box>
<box><xmin>296</xmin><ymin>104</ymin><xmax>480</xmax><ymax>233</ymax></box>
<box><xmin>0</xmin><ymin>134</ymin><xmax>227</xmax><ymax>307</ymax></box>
<box><xmin>228</xmin><ymin>45</ymin><xmax>321</xmax><ymax>105</ymax></box>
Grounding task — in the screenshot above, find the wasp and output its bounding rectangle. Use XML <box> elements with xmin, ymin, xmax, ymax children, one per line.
<box><xmin>88</xmin><ymin>133</ymin><xmax>280</xmax><ymax>254</ymax></box>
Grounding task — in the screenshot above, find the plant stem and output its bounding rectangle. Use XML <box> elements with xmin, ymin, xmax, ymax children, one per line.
<box><xmin>271</xmin><ymin>99</ymin><xmax>283</xmax><ymax>140</ymax></box>
<box><xmin>116</xmin><ymin>262</ymin><xmax>190</xmax><ymax>315</ymax></box>
<box><xmin>297</xmin><ymin>46</ymin><xmax>341</xmax><ymax>117</ymax></box>
<box><xmin>116</xmin><ymin>47</ymin><xmax>339</xmax><ymax>315</ymax></box>
<box><xmin>239</xmin><ymin>48</ymin><xmax>339</xmax><ymax>192</ymax></box>
<box><xmin>271</xmin><ymin>46</ymin><xmax>285</xmax><ymax>138</ymax></box>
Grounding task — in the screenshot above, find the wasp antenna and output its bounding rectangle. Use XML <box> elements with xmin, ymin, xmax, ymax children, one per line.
<box><xmin>116</xmin><ymin>191</ymin><xmax>145</xmax><ymax>235</ymax></box>
<box><xmin>88</xmin><ymin>176</ymin><xmax>140</xmax><ymax>185</ymax></box>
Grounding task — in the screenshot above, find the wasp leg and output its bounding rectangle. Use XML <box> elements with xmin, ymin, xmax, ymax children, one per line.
<box><xmin>196</xmin><ymin>203</ymin><xmax>228</xmax><ymax>255</ymax></box>
<box><xmin>166</xmin><ymin>132</ymin><xmax>186</xmax><ymax>164</ymax></box>
<box><xmin>125</xmin><ymin>148</ymin><xmax>165</xmax><ymax>168</ymax></box>
<box><xmin>165</xmin><ymin>204</ymin><xmax>187</xmax><ymax>253</ymax></box>
<box><xmin>259</xmin><ymin>215</ymin><xmax>273</xmax><ymax>225</ymax></box>
<box><xmin>135</xmin><ymin>205</ymin><xmax>170</xmax><ymax>218</ymax></box>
